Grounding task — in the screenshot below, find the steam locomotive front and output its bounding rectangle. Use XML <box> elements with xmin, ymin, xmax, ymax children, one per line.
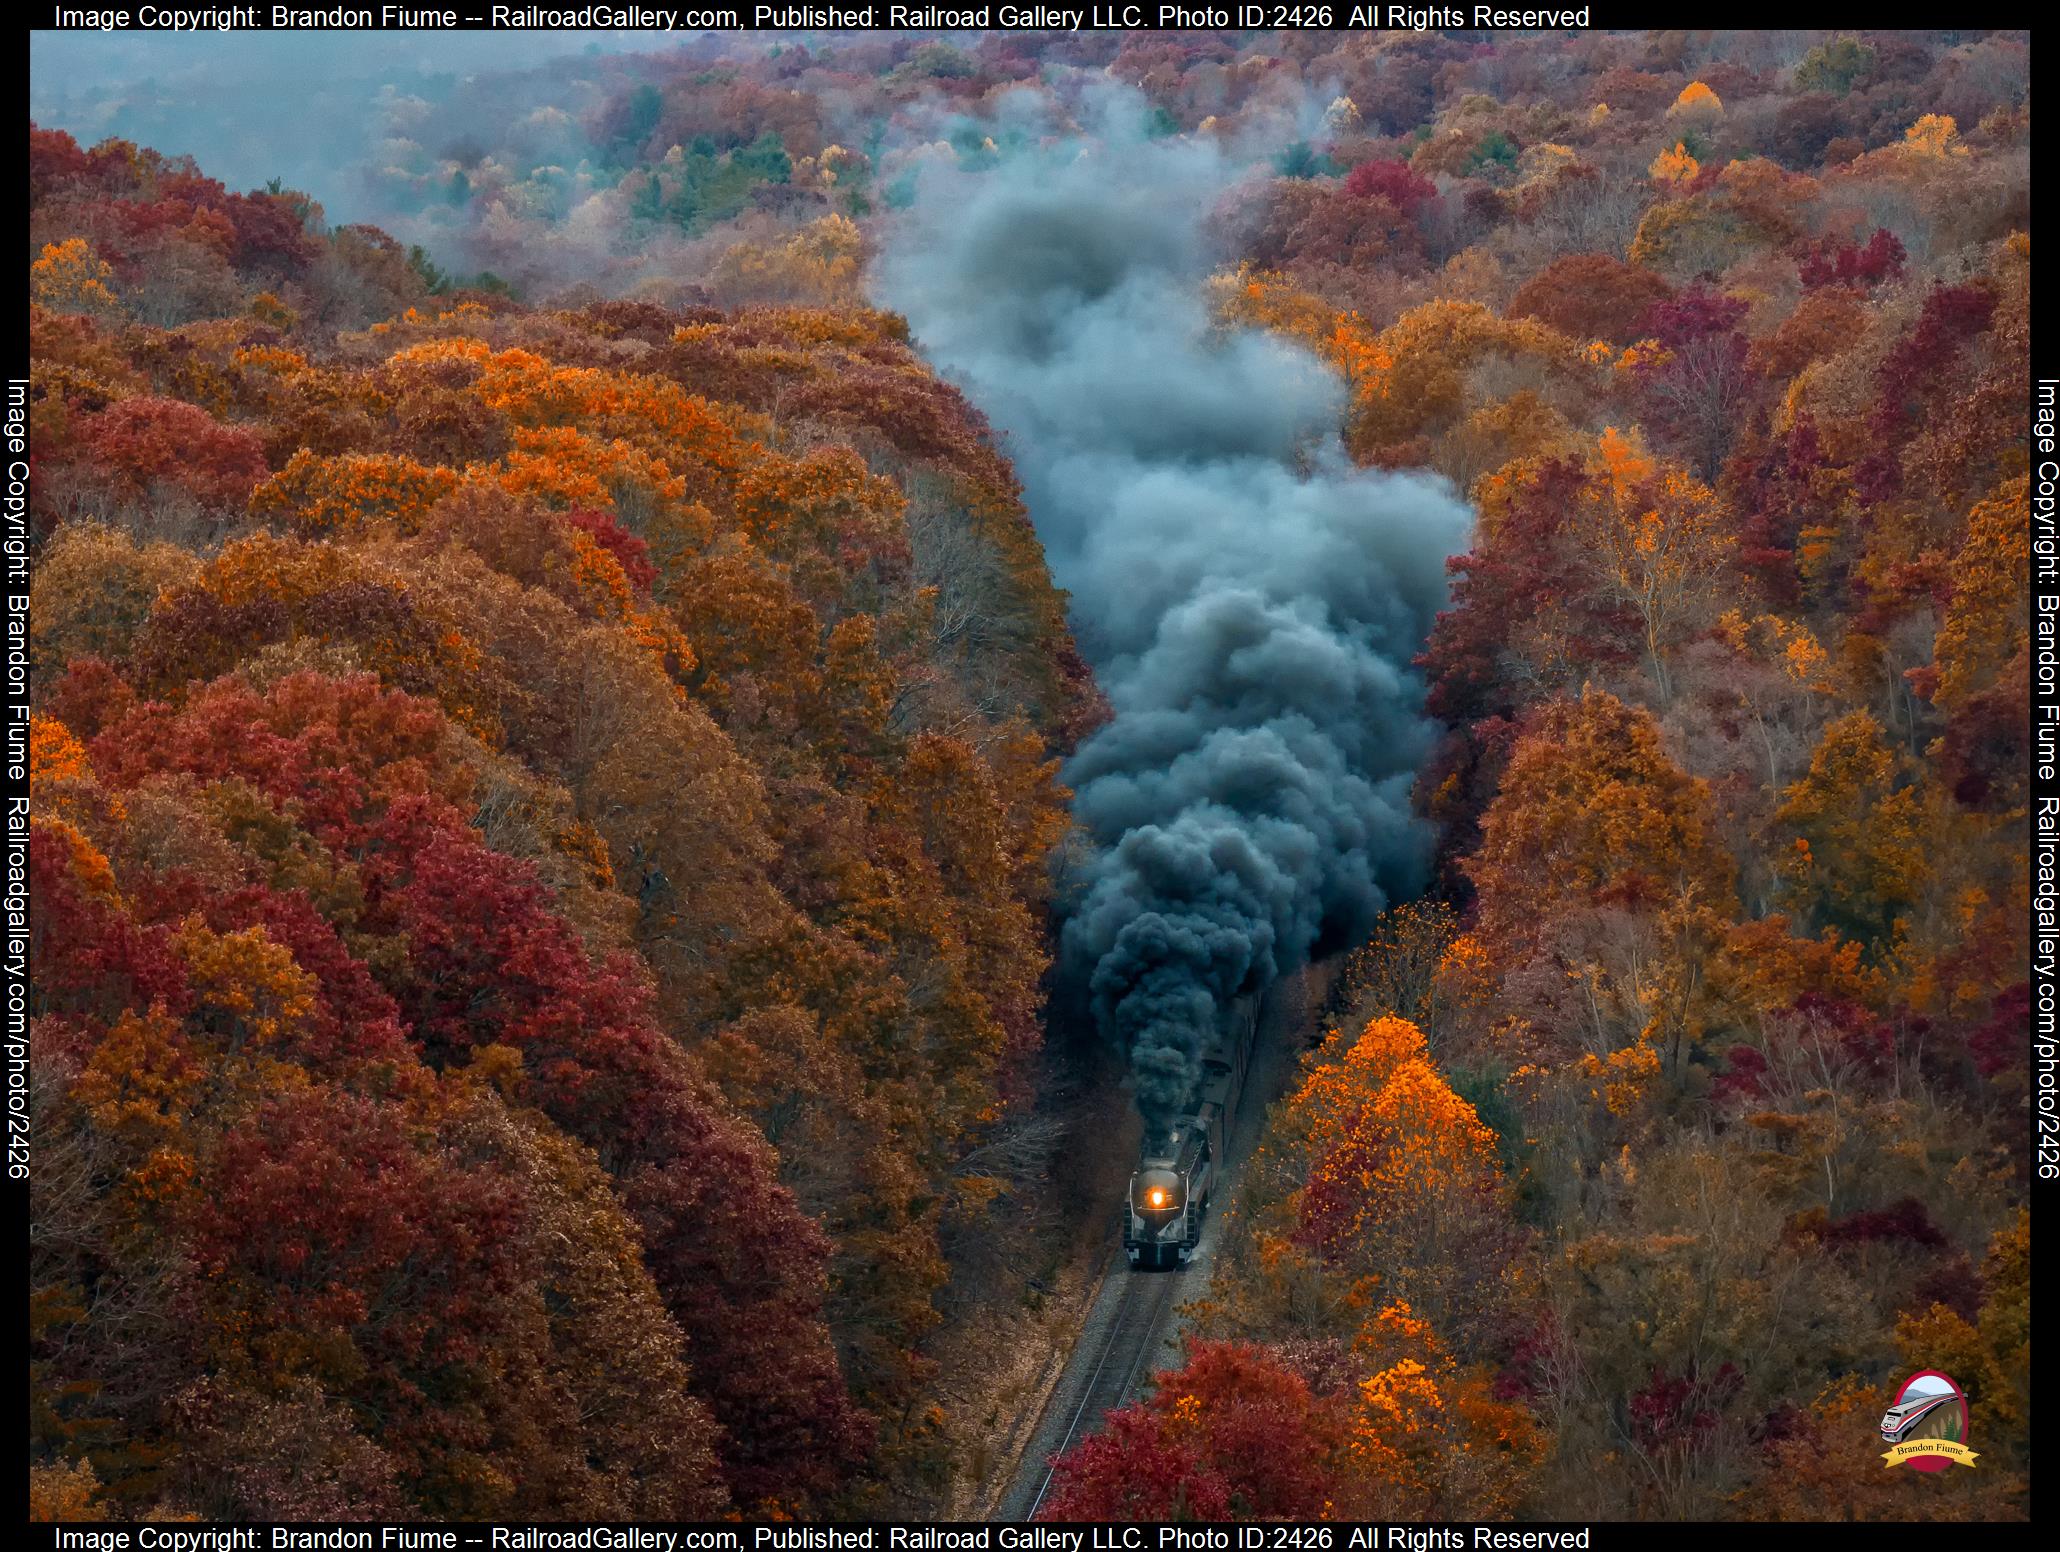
<box><xmin>1126</xmin><ymin>1164</ymin><xmax>1187</xmax><ymax>1266</ymax></box>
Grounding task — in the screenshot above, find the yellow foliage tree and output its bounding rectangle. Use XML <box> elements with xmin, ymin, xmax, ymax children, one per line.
<box><xmin>1650</xmin><ymin>141</ymin><xmax>1700</xmax><ymax>185</ymax></box>
<box><xmin>28</xmin><ymin>1458</ymin><xmax>110</xmax><ymax>1522</ymax></box>
<box><xmin>249</xmin><ymin>449</ymin><xmax>461</xmax><ymax>538</ymax></box>
<box><xmin>1583</xmin><ymin>429</ymin><xmax>1733</xmax><ymax>703</ymax></box>
<box><xmin>1775</xmin><ymin>710</ymin><xmax>1926</xmax><ymax>956</ymax></box>
<box><xmin>1290</xmin><ymin>1014</ymin><xmax>1512</xmax><ymax>1331</ymax></box>
<box><xmin>1903</xmin><ymin>113</ymin><xmax>1965</xmax><ymax>157</ymax></box>
<box><xmin>1339</xmin><ymin>1299</ymin><xmax>1545</xmax><ymax>1519</ymax></box>
<box><xmin>710</xmin><ymin>215</ymin><xmax>866</xmax><ymax>308</ymax></box>
<box><xmin>31</xmin><ymin>238</ymin><xmax>121</xmax><ymax>317</ymax></box>
<box><xmin>1932</xmin><ymin>476</ymin><xmax>2029</xmax><ymax>710</ymax></box>
<box><xmin>1669</xmin><ymin>82</ymin><xmax>1723</xmax><ymax>118</ymax></box>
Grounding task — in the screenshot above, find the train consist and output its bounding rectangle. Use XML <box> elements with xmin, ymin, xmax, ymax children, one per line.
<box><xmin>1122</xmin><ymin>997</ymin><xmax>1260</xmax><ymax>1270</ymax></box>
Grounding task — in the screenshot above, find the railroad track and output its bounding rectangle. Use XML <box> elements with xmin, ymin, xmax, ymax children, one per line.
<box><xmin>1016</xmin><ymin>1256</ymin><xmax>1186</xmax><ymax>1519</ymax></box>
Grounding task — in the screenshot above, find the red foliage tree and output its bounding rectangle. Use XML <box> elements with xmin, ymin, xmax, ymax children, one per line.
<box><xmin>1507</xmin><ymin>253</ymin><xmax>1674</xmax><ymax>346</ymax></box>
<box><xmin>1631</xmin><ymin>287</ymin><xmax>1755</xmax><ymax>479</ymax></box>
<box><xmin>1036</xmin><ymin>1408</ymin><xmax>1233</xmax><ymax>1522</ymax></box>
<box><xmin>187</xmin><ymin>1085</ymin><xmax>532</xmax><ymax>1510</ymax></box>
<box><xmin>30</xmin><ymin>124</ymin><xmax>91</xmax><ymax>206</ymax></box>
<box><xmin>568</xmin><ymin>507</ymin><xmax>658</xmax><ymax>591</ymax></box>
<box><xmin>1342</xmin><ymin>157</ymin><xmax>1438</xmax><ymax>215</ymax></box>
<box><xmin>1418</xmin><ymin>458</ymin><xmax>1644</xmax><ymax>728</ymax></box>
<box><xmin>1039</xmin><ymin>1342</ymin><xmax>1344</xmax><ymax>1520</ymax></box>
<box><xmin>350</xmin><ymin>797</ymin><xmax>875</xmax><ymax>1505</ymax></box>
<box><xmin>75</xmin><ymin>397</ymin><xmax>270</xmax><ymax>509</ymax></box>
<box><xmin>1796</xmin><ymin>227</ymin><xmax>1907</xmax><ymax>289</ymax></box>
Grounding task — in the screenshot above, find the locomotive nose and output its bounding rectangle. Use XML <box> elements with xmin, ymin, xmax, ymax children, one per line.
<box><xmin>1129</xmin><ymin>1168</ymin><xmax>1182</xmax><ymax>1215</ymax></box>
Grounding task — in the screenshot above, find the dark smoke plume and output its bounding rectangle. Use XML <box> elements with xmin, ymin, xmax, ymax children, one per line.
<box><xmin>882</xmin><ymin>108</ymin><xmax>1474</xmax><ymax>1132</ymax></box>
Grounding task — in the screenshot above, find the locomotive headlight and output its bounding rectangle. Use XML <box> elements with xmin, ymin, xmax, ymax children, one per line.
<box><xmin>1149</xmin><ymin>1188</ymin><xmax>1166</xmax><ymax>1207</ymax></box>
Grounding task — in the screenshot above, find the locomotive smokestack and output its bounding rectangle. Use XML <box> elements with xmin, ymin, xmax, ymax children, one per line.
<box><xmin>877</xmin><ymin>103</ymin><xmax>1471</xmax><ymax>1129</ymax></box>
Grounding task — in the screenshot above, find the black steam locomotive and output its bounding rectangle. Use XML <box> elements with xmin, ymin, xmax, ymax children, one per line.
<box><xmin>1122</xmin><ymin>996</ymin><xmax>1260</xmax><ymax>1269</ymax></box>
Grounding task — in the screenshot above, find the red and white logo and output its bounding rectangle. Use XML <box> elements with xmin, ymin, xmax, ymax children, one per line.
<box><xmin>1879</xmin><ymin>1371</ymin><xmax>1976</xmax><ymax>1472</ymax></box>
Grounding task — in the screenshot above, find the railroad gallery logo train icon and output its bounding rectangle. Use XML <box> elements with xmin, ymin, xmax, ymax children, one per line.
<box><xmin>1879</xmin><ymin>1371</ymin><xmax>1979</xmax><ymax>1472</ymax></box>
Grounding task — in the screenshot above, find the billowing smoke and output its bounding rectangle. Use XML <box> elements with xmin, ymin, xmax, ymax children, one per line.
<box><xmin>877</xmin><ymin>108</ymin><xmax>1473</xmax><ymax>1133</ymax></box>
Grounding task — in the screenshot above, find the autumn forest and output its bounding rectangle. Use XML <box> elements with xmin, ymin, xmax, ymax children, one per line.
<box><xmin>24</xmin><ymin>22</ymin><xmax>2032</xmax><ymax>1526</ymax></box>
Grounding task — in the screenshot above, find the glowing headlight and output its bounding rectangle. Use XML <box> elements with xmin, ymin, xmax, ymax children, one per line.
<box><xmin>1148</xmin><ymin>1188</ymin><xmax>1166</xmax><ymax>1207</ymax></box>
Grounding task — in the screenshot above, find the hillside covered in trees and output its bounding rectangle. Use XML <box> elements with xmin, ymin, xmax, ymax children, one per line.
<box><xmin>1041</xmin><ymin>29</ymin><xmax>2032</xmax><ymax>1524</ymax></box>
<box><xmin>28</xmin><ymin>22</ymin><xmax>2031</xmax><ymax>1526</ymax></box>
<box><xmin>27</xmin><ymin>123</ymin><xmax>1100</xmax><ymax>1519</ymax></box>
